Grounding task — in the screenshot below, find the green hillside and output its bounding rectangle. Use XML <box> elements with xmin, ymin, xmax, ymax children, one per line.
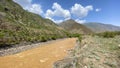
<box><xmin>0</xmin><ymin>0</ymin><xmax>68</xmax><ymax>46</ymax></box>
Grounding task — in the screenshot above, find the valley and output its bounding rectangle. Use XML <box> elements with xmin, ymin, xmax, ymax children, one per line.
<box><xmin>0</xmin><ymin>0</ymin><xmax>120</xmax><ymax>68</ymax></box>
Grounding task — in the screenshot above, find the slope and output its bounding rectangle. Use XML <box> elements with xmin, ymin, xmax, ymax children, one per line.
<box><xmin>83</xmin><ymin>22</ymin><xmax>120</xmax><ymax>33</ymax></box>
<box><xmin>59</xmin><ymin>19</ymin><xmax>93</xmax><ymax>34</ymax></box>
<box><xmin>0</xmin><ymin>0</ymin><xmax>67</xmax><ymax>46</ymax></box>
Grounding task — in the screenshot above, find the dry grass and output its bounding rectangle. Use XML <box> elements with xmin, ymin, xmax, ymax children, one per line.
<box><xmin>54</xmin><ymin>35</ymin><xmax>120</xmax><ymax>68</ymax></box>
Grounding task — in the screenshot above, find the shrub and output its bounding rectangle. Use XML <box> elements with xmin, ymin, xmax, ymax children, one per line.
<box><xmin>67</xmin><ymin>33</ymin><xmax>80</xmax><ymax>38</ymax></box>
<box><xmin>67</xmin><ymin>33</ymin><xmax>82</xmax><ymax>42</ymax></box>
<box><xmin>40</xmin><ymin>36</ymin><xmax>47</xmax><ymax>42</ymax></box>
<box><xmin>0</xmin><ymin>31</ymin><xmax>4</xmax><ymax>38</ymax></box>
<box><xmin>51</xmin><ymin>36</ymin><xmax>56</xmax><ymax>40</ymax></box>
<box><xmin>97</xmin><ymin>31</ymin><xmax>116</xmax><ymax>38</ymax></box>
<box><xmin>78</xmin><ymin>35</ymin><xmax>82</xmax><ymax>42</ymax></box>
<box><xmin>102</xmin><ymin>32</ymin><xmax>115</xmax><ymax>38</ymax></box>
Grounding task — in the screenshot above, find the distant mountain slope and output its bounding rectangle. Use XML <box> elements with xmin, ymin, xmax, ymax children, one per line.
<box><xmin>59</xmin><ymin>19</ymin><xmax>93</xmax><ymax>34</ymax></box>
<box><xmin>83</xmin><ymin>22</ymin><xmax>120</xmax><ymax>33</ymax></box>
<box><xmin>0</xmin><ymin>0</ymin><xmax>67</xmax><ymax>46</ymax></box>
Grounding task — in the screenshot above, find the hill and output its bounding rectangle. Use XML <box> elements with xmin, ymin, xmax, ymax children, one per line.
<box><xmin>83</xmin><ymin>22</ymin><xmax>120</xmax><ymax>33</ymax></box>
<box><xmin>0</xmin><ymin>0</ymin><xmax>68</xmax><ymax>46</ymax></box>
<box><xmin>59</xmin><ymin>19</ymin><xmax>93</xmax><ymax>34</ymax></box>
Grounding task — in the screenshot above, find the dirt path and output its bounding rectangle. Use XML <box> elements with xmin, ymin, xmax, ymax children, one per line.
<box><xmin>0</xmin><ymin>38</ymin><xmax>77</xmax><ymax>68</ymax></box>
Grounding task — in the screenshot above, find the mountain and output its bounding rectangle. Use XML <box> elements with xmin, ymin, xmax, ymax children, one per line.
<box><xmin>0</xmin><ymin>0</ymin><xmax>68</xmax><ymax>46</ymax></box>
<box><xmin>83</xmin><ymin>22</ymin><xmax>120</xmax><ymax>33</ymax></box>
<box><xmin>59</xmin><ymin>19</ymin><xmax>93</xmax><ymax>34</ymax></box>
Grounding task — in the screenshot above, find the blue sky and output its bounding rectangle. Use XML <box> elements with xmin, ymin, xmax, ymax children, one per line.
<box><xmin>13</xmin><ymin>0</ymin><xmax>120</xmax><ymax>26</ymax></box>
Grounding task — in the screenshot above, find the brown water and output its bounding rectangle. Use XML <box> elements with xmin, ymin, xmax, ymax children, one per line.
<box><xmin>0</xmin><ymin>38</ymin><xmax>77</xmax><ymax>68</ymax></box>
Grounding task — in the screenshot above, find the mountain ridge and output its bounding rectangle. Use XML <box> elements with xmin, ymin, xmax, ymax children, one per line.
<box><xmin>83</xmin><ymin>22</ymin><xmax>120</xmax><ymax>33</ymax></box>
<box><xmin>59</xmin><ymin>19</ymin><xmax>93</xmax><ymax>34</ymax></box>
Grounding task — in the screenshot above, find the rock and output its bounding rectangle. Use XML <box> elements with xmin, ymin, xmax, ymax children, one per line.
<box><xmin>53</xmin><ymin>58</ymin><xmax>77</xmax><ymax>68</ymax></box>
<box><xmin>0</xmin><ymin>12</ymin><xmax>6</xmax><ymax>18</ymax></box>
<box><xmin>118</xmin><ymin>44</ymin><xmax>120</xmax><ymax>48</ymax></box>
<box><xmin>84</xmin><ymin>66</ymin><xmax>87</xmax><ymax>68</ymax></box>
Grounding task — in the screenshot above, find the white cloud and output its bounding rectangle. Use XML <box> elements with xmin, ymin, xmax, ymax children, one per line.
<box><xmin>46</xmin><ymin>17</ymin><xmax>63</xmax><ymax>23</ymax></box>
<box><xmin>13</xmin><ymin>0</ymin><xmax>32</xmax><ymax>8</ymax></box>
<box><xmin>13</xmin><ymin>1</ymin><xmax>95</xmax><ymax>23</ymax></box>
<box><xmin>75</xmin><ymin>19</ymin><xmax>86</xmax><ymax>23</ymax></box>
<box><xmin>13</xmin><ymin>0</ymin><xmax>43</xmax><ymax>15</ymax></box>
<box><xmin>71</xmin><ymin>3</ymin><xmax>93</xmax><ymax>18</ymax></box>
<box><xmin>95</xmin><ymin>8</ymin><xmax>101</xmax><ymax>12</ymax></box>
<box><xmin>26</xmin><ymin>4</ymin><xmax>43</xmax><ymax>15</ymax></box>
<box><xmin>45</xmin><ymin>2</ymin><xmax>71</xmax><ymax>21</ymax></box>
<box><xmin>53</xmin><ymin>19</ymin><xmax>63</xmax><ymax>23</ymax></box>
<box><xmin>45</xmin><ymin>10</ymin><xmax>54</xmax><ymax>18</ymax></box>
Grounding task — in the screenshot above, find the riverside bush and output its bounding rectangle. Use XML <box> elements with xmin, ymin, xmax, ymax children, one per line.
<box><xmin>67</xmin><ymin>33</ymin><xmax>82</xmax><ymax>42</ymax></box>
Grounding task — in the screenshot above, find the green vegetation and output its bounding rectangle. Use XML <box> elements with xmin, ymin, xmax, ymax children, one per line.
<box><xmin>96</xmin><ymin>31</ymin><xmax>120</xmax><ymax>38</ymax></box>
<box><xmin>66</xmin><ymin>33</ymin><xmax>82</xmax><ymax>42</ymax></box>
<box><xmin>0</xmin><ymin>0</ymin><xmax>69</xmax><ymax>47</ymax></box>
<box><xmin>0</xmin><ymin>28</ymin><xmax>68</xmax><ymax>46</ymax></box>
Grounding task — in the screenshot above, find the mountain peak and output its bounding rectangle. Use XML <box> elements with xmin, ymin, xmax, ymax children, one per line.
<box><xmin>59</xmin><ymin>20</ymin><xmax>93</xmax><ymax>34</ymax></box>
<box><xmin>67</xmin><ymin>19</ymin><xmax>75</xmax><ymax>21</ymax></box>
<box><xmin>65</xmin><ymin>19</ymin><xmax>76</xmax><ymax>23</ymax></box>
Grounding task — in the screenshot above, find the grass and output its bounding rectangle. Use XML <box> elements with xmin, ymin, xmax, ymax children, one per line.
<box><xmin>59</xmin><ymin>35</ymin><xmax>120</xmax><ymax>68</ymax></box>
<box><xmin>104</xmin><ymin>62</ymin><xmax>116</xmax><ymax>68</ymax></box>
<box><xmin>0</xmin><ymin>28</ymin><xmax>68</xmax><ymax>46</ymax></box>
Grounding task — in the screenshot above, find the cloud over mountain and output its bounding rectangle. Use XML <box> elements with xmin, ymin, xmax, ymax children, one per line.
<box><xmin>13</xmin><ymin>0</ymin><xmax>43</xmax><ymax>15</ymax></box>
<box><xmin>45</xmin><ymin>2</ymin><xmax>71</xmax><ymax>23</ymax></box>
<box><xmin>71</xmin><ymin>3</ymin><xmax>93</xmax><ymax>18</ymax></box>
<box><xmin>13</xmin><ymin>0</ymin><xmax>94</xmax><ymax>23</ymax></box>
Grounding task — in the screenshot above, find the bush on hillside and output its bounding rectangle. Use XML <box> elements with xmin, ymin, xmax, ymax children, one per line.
<box><xmin>40</xmin><ymin>36</ymin><xmax>47</xmax><ymax>42</ymax></box>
